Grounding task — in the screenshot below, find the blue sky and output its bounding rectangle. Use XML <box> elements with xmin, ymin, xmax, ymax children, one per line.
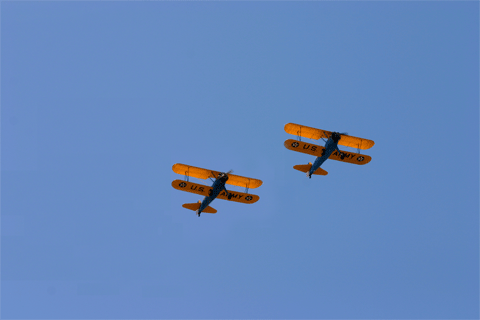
<box><xmin>1</xmin><ymin>1</ymin><xmax>478</xmax><ymax>319</ymax></box>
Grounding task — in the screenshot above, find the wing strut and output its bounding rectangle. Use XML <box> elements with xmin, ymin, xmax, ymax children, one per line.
<box><xmin>245</xmin><ymin>179</ymin><xmax>250</xmax><ymax>194</ymax></box>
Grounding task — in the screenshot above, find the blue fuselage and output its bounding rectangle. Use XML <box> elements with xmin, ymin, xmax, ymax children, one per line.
<box><xmin>308</xmin><ymin>136</ymin><xmax>340</xmax><ymax>176</ymax></box>
<box><xmin>198</xmin><ymin>177</ymin><xmax>227</xmax><ymax>214</ymax></box>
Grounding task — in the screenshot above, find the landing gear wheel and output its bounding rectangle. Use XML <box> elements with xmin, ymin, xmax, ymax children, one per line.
<box><xmin>321</xmin><ymin>150</ymin><xmax>326</xmax><ymax>156</ymax></box>
<box><xmin>208</xmin><ymin>189</ymin><xmax>213</xmax><ymax>196</ymax></box>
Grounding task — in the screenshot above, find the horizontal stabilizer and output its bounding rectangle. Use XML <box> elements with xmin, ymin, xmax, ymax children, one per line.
<box><xmin>182</xmin><ymin>202</ymin><xmax>217</xmax><ymax>214</ymax></box>
<box><xmin>293</xmin><ymin>164</ymin><xmax>328</xmax><ymax>175</ymax></box>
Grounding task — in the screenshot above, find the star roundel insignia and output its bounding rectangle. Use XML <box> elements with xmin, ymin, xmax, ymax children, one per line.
<box><xmin>245</xmin><ymin>196</ymin><xmax>253</xmax><ymax>201</ymax></box>
<box><xmin>179</xmin><ymin>182</ymin><xmax>187</xmax><ymax>188</ymax></box>
<box><xmin>357</xmin><ymin>156</ymin><xmax>364</xmax><ymax>162</ymax></box>
<box><xmin>291</xmin><ymin>142</ymin><xmax>299</xmax><ymax>148</ymax></box>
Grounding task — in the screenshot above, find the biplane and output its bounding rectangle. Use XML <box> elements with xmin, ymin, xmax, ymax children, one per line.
<box><xmin>284</xmin><ymin>123</ymin><xmax>374</xmax><ymax>178</ymax></box>
<box><xmin>171</xmin><ymin>163</ymin><xmax>262</xmax><ymax>217</ymax></box>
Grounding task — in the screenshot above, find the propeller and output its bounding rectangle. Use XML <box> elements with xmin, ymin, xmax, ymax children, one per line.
<box><xmin>210</xmin><ymin>170</ymin><xmax>234</xmax><ymax>182</ymax></box>
<box><xmin>218</xmin><ymin>169</ymin><xmax>233</xmax><ymax>181</ymax></box>
<box><xmin>331</xmin><ymin>131</ymin><xmax>348</xmax><ymax>142</ymax></box>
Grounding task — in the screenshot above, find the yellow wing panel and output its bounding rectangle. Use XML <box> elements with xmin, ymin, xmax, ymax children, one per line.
<box><xmin>284</xmin><ymin>139</ymin><xmax>371</xmax><ymax>165</ymax></box>
<box><xmin>172</xmin><ymin>163</ymin><xmax>262</xmax><ymax>189</ymax></box>
<box><xmin>171</xmin><ymin>180</ymin><xmax>210</xmax><ymax>196</ymax></box>
<box><xmin>284</xmin><ymin>139</ymin><xmax>323</xmax><ymax>157</ymax></box>
<box><xmin>217</xmin><ymin>190</ymin><xmax>259</xmax><ymax>204</ymax></box>
<box><xmin>172</xmin><ymin>163</ymin><xmax>211</xmax><ymax>180</ymax></box>
<box><xmin>284</xmin><ymin>123</ymin><xmax>330</xmax><ymax>140</ymax></box>
<box><xmin>284</xmin><ymin>123</ymin><xmax>374</xmax><ymax>150</ymax></box>
<box><xmin>172</xmin><ymin>180</ymin><xmax>259</xmax><ymax>204</ymax></box>
<box><xmin>223</xmin><ymin>174</ymin><xmax>263</xmax><ymax>189</ymax></box>
<box><xmin>328</xmin><ymin>150</ymin><xmax>372</xmax><ymax>165</ymax></box>
<box><xmin>338</xmin><ymin>135</ymin><xmax>375</xmax><ymax>150</ymax></box>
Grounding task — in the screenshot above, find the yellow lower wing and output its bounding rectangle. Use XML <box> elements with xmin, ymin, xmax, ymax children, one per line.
<box><xmin>284</xmin><ymin>139</ymin><xmax>323</xmax><ymax>156</ymax></box>
<box><xmin>284</xmin><ymin>139</ymin><xmax>371</xmax><ymax>165</ymax></box>
<box><xmin>172</xmin><ymin>179</ymin><xmax>209</xmax><ymax>196</ymax></box>
<box><xmin>329</xmin><ymin>150</ymin><xmax>371</xmax><ymax>165</ymax></box>
<box><xmin>216</xmin><ymin>190</ymin><xmax>259</xmax><ymax>204</ymax></box>
<box><xmin>172</xmin><ymin>180</ymin><xmax>259</xmax><ymax>204</ymax></box>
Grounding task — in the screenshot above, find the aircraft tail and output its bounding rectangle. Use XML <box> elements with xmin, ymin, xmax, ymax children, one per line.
<box><xmin>182</xmin><ymin>201</ymin><xmax>217</xmax><ymax>214</ymax></box>
<box><xmin>293</xmin><ymin>163</ymin><xmax>328</xmax><ymax>176</ymax></box>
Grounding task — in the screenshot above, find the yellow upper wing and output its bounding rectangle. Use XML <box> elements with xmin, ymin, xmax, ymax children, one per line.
<box><xmin>222</xmin><ymin>173</ymin><xmax>263</xmax><ymax>189</ymax></box>
<box><xmin>337</xmin><ymin>134</ymin><xmax>375</xmax><ymax>150</ymax></box>
<box><xmin>284</xmin><ymin>123</ymin><xmax>329</xmax><ymax>140</ymax></box>
<box><xmin>172</xmin><ymin>163</ymin><xmax>262</xmax><ymax>189</ymax></box>
<box><xmin>172</xmin><ymin>163</ymin><xmax>211</xmax><ymax>180</ymax></box>
<box><xmin>284</xmin><ymin>123</ymin><xmax>374</xmax><ymax>150</ymax></box>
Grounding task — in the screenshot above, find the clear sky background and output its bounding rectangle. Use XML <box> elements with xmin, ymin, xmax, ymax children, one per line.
<box><xmin>1</xmin><ymin>1</ymin><xmax>478</xmax><ymax>319</ymax></box>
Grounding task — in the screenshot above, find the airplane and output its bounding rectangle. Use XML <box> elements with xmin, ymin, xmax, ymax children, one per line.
<box><xmin>283</xmin><ymin>123</ymin><xmax>374</xmax><ymax>178</ymax></box>
<box><xmin>171</xmin><ymin>163</ymin><xmax>262</xmax><ymax>217</ymax></box>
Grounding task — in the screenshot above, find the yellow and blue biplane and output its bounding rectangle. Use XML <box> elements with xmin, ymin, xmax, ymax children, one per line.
<box><xmin>172</xmin><ymin>163</ymin><xmax>262</xmax><ymax>217</ymax></box>
<box><xmin>284</xmin><ymin>123</ymin><xmax>374</xmax><ymax>178</ymax></box>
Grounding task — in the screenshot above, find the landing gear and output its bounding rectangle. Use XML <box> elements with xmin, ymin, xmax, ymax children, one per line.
<box><xmin>208</xmin><ymin>189</ymin><xmax>213</xmax><ymax>196</ymax></box>
<box><xmin>321</xmin><ymin>149</ymin><xmax>326</xmax><ymax>156</ymax></box>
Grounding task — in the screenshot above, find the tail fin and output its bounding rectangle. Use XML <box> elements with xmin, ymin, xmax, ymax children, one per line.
<box><xmin>182</xmin><ymin>202</ymin><xmax>217</xmax><ymax>214</ymax></box>
<box><xmin>293</xmin><ymin>163</ymin><xmax>328</xmax><ymax>176</ymax></box>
